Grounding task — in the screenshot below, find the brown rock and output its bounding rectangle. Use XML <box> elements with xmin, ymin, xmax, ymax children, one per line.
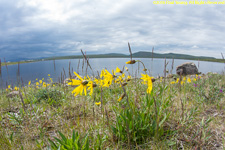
<box><xmin>167</xmin><ymin>74</ymin><xmax>174</xmax><ymax>78</ymax></box>
<box><xmin>176</xmin><ymin>62</ymin><xmax>200</xmax><ymax>75</ymax></box>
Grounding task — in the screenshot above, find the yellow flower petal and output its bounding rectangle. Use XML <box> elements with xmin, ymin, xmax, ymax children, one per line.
<box><xmin>95</xmin><ymin>102</ymin><xmax>101</xmax><ymax>105</ymax></box>
<box><xmin>68</xmin><ymin>79</ymin><xmax>82</xmax><ymax>85</ymax></box>
<box><xmin>73</xmin><ymin>71</ymin><xmax>83</xmax><ymax>81</ymax></box>
<box><xmin>118</xmin><ymin>97</ymin><xmax>122</xmax><ymax>102</ymax></box>
<box><xmin>116</xmin><ymin>67</ymin><xmax>122</xmax><ymax>73</ymax></box>
<box><xmin>72</xmin><ymin>85</ymin><xmax>82</xmax><ymax>96</ymax></box>
<box><xmin>14</xmin><ymin>87</ymin><xmax>19</xmax><ymax>91</ymax></box>
<box><xmin>84</xmin><ymin>85</ymin><xmax>87</xmax><ymax>96</ymax></box>
<box><xmin>187</xmin><ymin>77</ymin><xmax>191</xmax><ymax>83</ymax></box>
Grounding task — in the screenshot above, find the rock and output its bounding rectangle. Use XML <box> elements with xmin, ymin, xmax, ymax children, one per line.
<box><xmin>167</xmin><ymin>74</ymin><xmax>174</xmax><ymax>78</ymax></box>
<box><xmin>176</xmin><ymin>62</ymin><xmax>200</xmax><ymax>75</ymax></box>
<box><xmin>7</xmin><ymin>91</ymin><xmax>19</xmax><ymax>98</ymax></box>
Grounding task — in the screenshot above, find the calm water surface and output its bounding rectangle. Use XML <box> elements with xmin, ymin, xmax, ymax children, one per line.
<box><xmin>0</xmin><ymin>58</ymin><xmax>224</xmax><ymax>88</ymax></box>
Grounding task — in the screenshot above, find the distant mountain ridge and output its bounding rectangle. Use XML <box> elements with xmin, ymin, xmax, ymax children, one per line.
<box><xmin>132</xmin><ymin>51</ymin><xmax>215</xmax><ymax>59</ymax></box>
<box><xmin>42</xmin><ymin>51</ymin><xmax>215</xmax><ymax>61</ymax></box>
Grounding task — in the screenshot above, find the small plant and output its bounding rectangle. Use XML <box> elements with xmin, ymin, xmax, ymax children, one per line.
<box><xmin>34</xmin><ymin>89</ymin><xmax>64</xmax><ymax>106</ymax></box>
<box><xmin>0</xmin><ymin>127</ymin><xmax>12</xmax><ymax>150</ymax></box>
<box><xmin>48</xmin><ymin>130</ymin><xmax>90</xmax><ymax>150</ymax></box>
<box><xmin>111</xmin><ymin>93</ymin><xmax>171</xmax><ymax>145</ymax></box>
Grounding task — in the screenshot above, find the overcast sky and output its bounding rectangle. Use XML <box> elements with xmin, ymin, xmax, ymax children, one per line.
<box><xmin>1</xmin><ymin>0</ymin><xmax>225</xmax><ymax>60</ymax></box>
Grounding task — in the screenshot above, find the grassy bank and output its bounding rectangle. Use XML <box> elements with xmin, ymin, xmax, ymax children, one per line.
<box><xmin>0</xmin><ymin>59</ymin><xmax>225</xmax><ymax>149</ymax></box>
<box><xmin>1</xmin><ymin>60</ymin><xmax>39</xmax><ymax>66</ymax></box>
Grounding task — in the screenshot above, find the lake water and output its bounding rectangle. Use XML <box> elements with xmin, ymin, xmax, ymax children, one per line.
<box><xmin>0</xmin><ymin>58</ymin><xmax>224</xmax><ymax>88</ymax></box>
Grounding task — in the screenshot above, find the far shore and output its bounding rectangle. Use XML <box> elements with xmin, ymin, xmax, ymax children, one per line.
<box><xmin>1</xmin><ymin>56</ymin><xmax>225</xmax><ymax>67</ymax></box>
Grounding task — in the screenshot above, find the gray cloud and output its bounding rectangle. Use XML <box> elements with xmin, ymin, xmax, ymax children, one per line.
<box><xmin>0</xmin><ymin>0</ymin><xmax>225</xmax><ymax>61</ymax></box>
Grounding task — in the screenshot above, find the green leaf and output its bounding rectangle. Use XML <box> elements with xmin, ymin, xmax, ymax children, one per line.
<box><xmin>159</xmin><ymin>114</ymin><xmax>167</xmax><ymax>127</ymax></box>
<box><xmin>72</xmin><ymin>130</ymin><xmax>76</xmax><ymax>143</ymax></box>
<box><xmin>54</xmin><ymin>137</ymin><xmax>64</xmax><ymax>146</ymax></box>
<box><xmin>58</xmin><ymin>131</ymin><xmax>67</xmax><ymax>143</ymax></box>
<box><xmin>48</xmin><ymin>138</ymin><xmax>58</xmax><ymax>149</ymax></box>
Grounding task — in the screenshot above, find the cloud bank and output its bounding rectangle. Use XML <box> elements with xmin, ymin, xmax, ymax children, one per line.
<box><xmin>0</xmin><ymin>0</ymin><xmax>225</xmax><ymax>60</ymax></box>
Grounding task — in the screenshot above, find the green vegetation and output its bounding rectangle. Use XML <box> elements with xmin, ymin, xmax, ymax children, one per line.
<box><xmin>1</xmin><ymin>60</ymin><xmax>39</xmax><ymax>66</ymax></box>
<box><xmin>0</xmin><ymin>58</ymin><xmax>225</xmax><ymax>149</ymax></box>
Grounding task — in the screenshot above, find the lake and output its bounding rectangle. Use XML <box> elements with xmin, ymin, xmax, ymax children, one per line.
<box><xmin>0</xmin><ymin>58</ymin><xmax>224</xmax><ymax>88</ymax></box>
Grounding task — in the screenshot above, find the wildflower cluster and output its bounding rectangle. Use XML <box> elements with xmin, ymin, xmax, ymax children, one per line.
<box><xmin>68</xmin><ymin>66</ymin><xmax>130</xmax><ymax>100</ymax></box>
<box><xmin>34</xmin><ymin>78</ymin><xmax>50</xmax><ymax>88</ymax></box>
<box><xmin>170</xmin><ymin>74</ymin><xmax>201</xmax><ymax>85</ymax></box>
<box><xmin>67</xmin><ymin>58</ymin><xmax>154</xmax><ymax>106</ymax></box>
<box><xmin>5</xmin><ymin>85</ymin><xmax>19</xmax><ymax>92</ymax></box>
<box><xmin>140</xmin><ymin>74</ymin><xmax>153</xmax><ymax>94</ymax></box>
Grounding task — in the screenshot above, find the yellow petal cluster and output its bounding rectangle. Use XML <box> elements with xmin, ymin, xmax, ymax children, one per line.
<box><xmin>140</xmin><ymin>74</ymin><xmax>153</xmax><ymax>94</ymax></box>
<box><xmin>68</xmin><ymin>72</ymin><xmax>89</xmax><ymax>96</ymax></box>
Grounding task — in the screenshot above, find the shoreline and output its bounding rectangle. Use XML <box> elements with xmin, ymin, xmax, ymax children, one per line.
<box><xmin>2</xmin><ymin>56</ymin><xmax>225</xmax><ymax>67</ymax></box>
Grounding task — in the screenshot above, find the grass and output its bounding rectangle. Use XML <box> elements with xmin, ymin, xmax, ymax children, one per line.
<box><xmin>0</xmin><ymin>62</ymin><xmax>225</xmax><ymax>150</ymax></box>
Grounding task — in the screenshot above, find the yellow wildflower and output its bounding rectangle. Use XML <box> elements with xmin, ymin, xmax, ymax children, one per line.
<box><xmin>140</xmin><ymin>74</ymin><xmax>153</xmax><ymax>94</ymax></box>
<box><xmin>115</xmin><ymin>67</ymin><xmax>123</xmax><ymax>73</ymax></box>
<box><xmin>118</xmin><ymin>93</ymin><xmax>125</xmax><ymax>102</ymax></box>
<box><xmin>126</xmin><ymin>75</ymin><xmax>131</xmax><ymax>81</ymax></box>
<box><xmin>68</xmin><ymin>72</ymin><xmax>89</xmax><ymax>96</ymax></box>
<box><xmin>8</xmin><ymin>85</ymin><xmax>11</xmax><ymax>89</ymax></box>
<box><xmin>43</xmin><ymin>82</ymin><xmax>47</xmax><ymax>87</ymax></box>
<box><xmin>28</xmin><ymin>81</ymin><xmax>31</xmax><ymax>85</ymax></box>
<box><xmin>36</xmin><ymin>82</ymin><xmax>39</xmax><ymax>86</ymax></box>
<box><xmin>118</xmin><ymin>97</ymin><xmax>123</xmax><ymax>102</ymax></box>
<box><xmin>100</xmin><ymin>69</ymin><xmax>105</xmax><ymax>78</ymax></box>
<box><xmin>95</xmin><ymin>102</ymin><xmax>101</xmax><ymax>106</ymax></box>
<box><xmin>116</xmin><ymin>74</ymin><xmax>125</xmax><ymax>84</ymax></box>
<box><xmin>48</xmin><ymin>74</ymin><xmax>50</xmax><ymax>76</ymax></box>
<box><xmin>187</xmin><ymin>77</ymin><xmax>191</xmax><ymax>83</ymax></box>
<box><xmin>103</xmin><ymin>69</ymin><xmax>114</xmax><ymax>87</ymax></box>
<box><xmin>39</xmin><ymin>80</ymin><xmax>42</xmax><ymax>84</ymax></box>
<box><xmin>170</xmin><ymin>81</ymin><xmax>176</xmax><ymax>84</ymax></box>
<box><xmin>87</xmin><ymin>80</ymin><xmax>96</xmax><ymax>96</ymax></box>
<box><xmin>94</xmin><ymin>78</ymin><xmax>104</xmax><ymax>87</ymax></box>
<box><xmin>14</xmin><ymin>87</ymin><xmax>19</xmax><ymax>91</ymax></box>
<box><xmin>196</xmin><ymin>74</ymin><xmax>201</xmax><ymax>79</ymax></box>
<box><xmin>126</xmin><ymin>60</ymin><xmax>136</xmax><ymax>64</ymax></box>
